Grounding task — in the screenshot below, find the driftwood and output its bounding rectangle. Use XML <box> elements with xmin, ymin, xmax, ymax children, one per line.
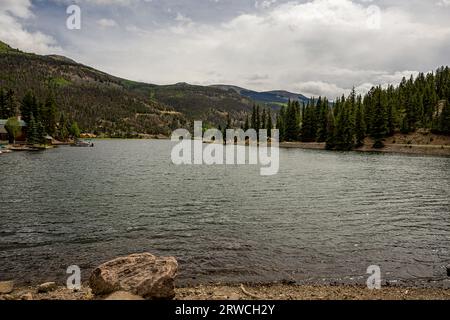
<box><xmin>240</xmin><ymin>284</ymin><xmax>263</xmax><ymax>299</ymax></box>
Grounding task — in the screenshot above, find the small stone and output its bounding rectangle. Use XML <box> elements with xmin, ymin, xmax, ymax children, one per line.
<box><xmin>228</xmin><ymin>294</ymin><xmax>240</xmax><ymax>300</ymax></box>
<box><xmin>104</xmin><ymin>291</ymin><xmax>144</xmax><ymax>300</ymax></box>
<box><xmin>37</xmin><ymin>282</ymin><xmax>58</xmax><ymax>293</ymax></box>
<box><xmin>0</xmin><ymin>281</ymin><xmax>14</xmax><ymax>294</ymax></box>
<box><xmin>20</xmin><ymin>293</ymin><xmax>34</xmax><ymax>300</ymax></box>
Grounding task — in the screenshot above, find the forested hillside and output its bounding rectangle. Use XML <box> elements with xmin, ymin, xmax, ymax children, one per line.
<box><xmin>1</xmin><ymin>40</ymin><xmax>449</xmax><ymax>146</ymax></box>
<box><xmin>0</xmin><ymin>41</ymin><xmax>254</xmax><ymax>137</ymax></box>
<box><xmin>148</xmin><ymin>83</ymin><xmax>254</xmax><ymax>126</ymax></box>
<box><xmin>245</xmin><ymin>67</ymin><xmax>450</xmax><ymax>150</ymax></box>
<box><xmin>0</xmin><ymin>41</ymin><xmax>189</xmax><ymax>136</ymax></box>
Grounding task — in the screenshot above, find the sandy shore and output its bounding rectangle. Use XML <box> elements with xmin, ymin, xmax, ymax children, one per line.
<box><xmin>279</xmin><ymin>131</ymin><xmax>450</xmax><ymax>156</ymax></box>
<box><xmin>1</xmin><ymin>283</ymin><xmax>449</xmax><ymax>300</ymax></box>
<box><xmin>280</xmin><ymin>142</ymin><xmax>450</xmax><ymax>157</ymax></box>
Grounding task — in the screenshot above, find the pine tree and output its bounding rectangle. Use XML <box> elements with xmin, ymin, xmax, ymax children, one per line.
<box><xmin>294</xmin><ymin>101</ymin><xmax>301</xmax><ymax>129</ymax></box>
<box><xmin>285</xmin><ymin>100</ymin><xmax>300</xmax><ymax>141</ymax></box>
<box><xmin>34</xmin><ymin>102</ymin><xmax>43</xmax><ymax>123</ymax></box>
<box><xmin>256</xmin><ymin>105</ymin><xmax>261</xmax><ymax>132</ymax></box>
<box><xmin>226</xmin><ymin>113</ymin><xmax>231</xmax><ymax>130</ymax></box>
<box><xmin>261</xmin><ymin>109</ymin><xmax>266</xmax><ymax>131</ymax></box>
<box><xmin>266</xmin><ymin>109</ymin><xmax>273</xmax><ymax>139</ymax></box>
<box><xmin>58</xmin><ymin>112</ymin><xmax>69</xmax><ymax>141</ymax></box>
<box><xmin>325</xmin><ymin>110</ymin><xmax>336</xmax><ymax>150</ymax></box>
<box><xmin>277</xmin><ymin>106</ymin><xmax>286</xmax><ymax>141</ymax></box>
<box><xmin>423</xmin><ymin>80</ymin><xmax>437</xmax><ymax>127</ymax></box>
<box><xmin>27</xmin><ymin>115</ymin><xmax>39</xmax><ymax>145</ymax></box>
<box><xmin>244</xmin><ymin>114</ymin><xmax>249</xmax><ymax>132</ymax></box>
<box><xmin>316</xmin><ymin>97</ymin><xmax>329</xmax><ymax>142</ymax></box>
<box><xmin>371</xmin><ymin>87</ymin><xmax>387</xmax><ymax>148</ymax></box>
<box><xmin>362</xmin><ymin>93</ymin><xmax>373</xmax><ymax>135</ymax></box>
<box><xmin>21</xmin><ymin>91</ymin><xmax>37</xmax><ymax>125</ymax></box>
<box><xmin>417</xmin><ymin>93</ymin><xmax>424</xmax><ymax>128</ymax></box>
<box><xmin>43</xmin><ymin>94</ymin><xmax>58</xmax><ymax>136</ymax></box>
<box><xmin>37</xmin><ymin>121</ymin><xmax>47</xmax><ymax>145</ymax></box>
<box><xmin>354</xmin><ymin>95</ymin><xmax>366</xmax><ymax>147</ymax></box>
<box><xmin>0</xmin><ymin>89</ymin><xmax>18</xmax><ymax>119</ymax></box>
<box><xmin>251</xmin><ymin>104</ymin><xmax>257</xmax><ymax>130</ymax></box>
<box><xmin>348</xmin><ymin>88</ymin><xmax>356</xmax><ymax>121</ymax></box>
<box><xmin>439</xmin><ymin>100</ymin><xmax>450</xmax><ymax>134</ymax></box>
<box><xmin>5</xmin><ymin>89</ymin><xmax>18</xmax><ymax>118</ymax></box>
<box><xmin>221</xmin><ymin>113</ymin><xmax>231</xmax><ymax>141</ymax></box>
<box><xmin>300</xmin><ymin>100</ymin><xmax>316</xmax><ymax>142</ymax></box>
<box><xmin>385</xmin><ymin>85</ymin><xmax>396</xmax><ymax>136</ymax></box>
<box><xmin>404</xmin><ymin>76</ymin><xmax>418</xmax><ymax>132</ymax></box>
<box><xmin>0</xmin><ymin>88</ymin><xmax>5</xmax><ymax>119</ymax></box>
<box><xmin>334</xmin><ymin>97</ymin><xmax>355</xmax><ymax>151</ymax></box>
<box><xmin>309</xmin><ymin>98</ymin><xmax>317</xmax><ymax>140</ymax></box>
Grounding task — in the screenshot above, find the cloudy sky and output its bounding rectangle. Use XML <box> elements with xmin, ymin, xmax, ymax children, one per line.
<box><xmin>1</xmin><ymin>0</ymin><xmax>450</xmax><ymax>98</ymax></box>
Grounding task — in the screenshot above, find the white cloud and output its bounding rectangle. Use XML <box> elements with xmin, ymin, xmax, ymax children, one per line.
<box><xmin>296</xmin><ymin>81</ymin><xmax>349</xmax><ymax>98</ymax></box>
<box><xmin>255</xmin><ymin>0</ymin><xmax>278</xmax><ymax>9</ymax></box>
<box><xmin>0</xmin><ymin>0</ymin><xmax>33</xmax><ymax>18</ymax></box>
<box><xmin>4</xmin><ymin>0</ymin><xmax>449</xmax><ymax>98</ymax></box>
<box><xmin>437</xmin><ymin>0</ymin><xmax>450</xmax><ymax>7</ymax></box>
<box><xmin>50</xmin><ymin>0</ymin><xmax>148</xmax><ymax>5</ymax></box>
<box><xmin>174</xmin><ymin>13</ymin><xmax>192</xmax><ymax>25</ymax></box>
<box><xmin>97</xmin><ymin>18</ymin><xmax>118</xmax><ymax>28</ymax></box>
<box><xmin>80</xmin><ymin>0</ymin><xmax>448</xmax><ymax>97</ymax></box>
<box><xmin>0</xmin><ymin>0</ymin><xmax>62</xmax><ymax>54</ymax></box>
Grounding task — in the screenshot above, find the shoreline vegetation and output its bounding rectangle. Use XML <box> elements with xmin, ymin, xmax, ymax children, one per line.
<box><xmin>2</xmin><ymin>66</ymin><xmax>450</xmax><ymax>155</ymax></box>
<box><xmin>2</xmin><ymin>130</ymin><xmax>450</xmax><ymax>157</ymax></box>
<box><xmin>1</xmin><ymin>283</ymin><xmax>449</xmax><ymax>301</ymax></box>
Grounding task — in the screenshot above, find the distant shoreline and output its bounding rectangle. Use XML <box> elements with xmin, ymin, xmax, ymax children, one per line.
<box><xmin>3</xmin><ymin>134</ymin><xmax>450</xmax><ymax>157</ymax></box>
<box><xmin>280</xmin><ymin>142</ymin><xmax>450</xmax><ymax>157</ymax></box>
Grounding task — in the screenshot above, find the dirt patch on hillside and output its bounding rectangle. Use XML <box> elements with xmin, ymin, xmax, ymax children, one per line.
<box><xmin>384</xmin><ymin>130</ymin><xmax>450</xmax><ymax>146</ymax></box>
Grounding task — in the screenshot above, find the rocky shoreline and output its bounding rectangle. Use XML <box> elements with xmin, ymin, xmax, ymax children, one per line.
<box><xmin>1</xmin><ymin>283</ymin><xmax>449</xmax><ymax>301</ymax></box>
<box><xmin>280</xmin><ymin>132</ymin><xmax>450</xmax><ymax>157</ymax></box>
<box><xmin>280</xmin><ymin>142</ymin><xmax>450</xmax><ymax>157</ymax></box>
<box><xmin>2</xmin><ymin>254</ymin><xmax>449</xmax><ymax>301</ymax></box>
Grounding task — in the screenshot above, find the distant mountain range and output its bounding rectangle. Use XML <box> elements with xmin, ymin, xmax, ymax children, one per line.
<box><xmin>211</xmin><ymin>85</ymin><xmax>310</xmax><ymax>110</ymax></box>
<box><xmin>0</xmin><ymin>40</ymin><xmax>308</xmax><ymax>135</ymax></box>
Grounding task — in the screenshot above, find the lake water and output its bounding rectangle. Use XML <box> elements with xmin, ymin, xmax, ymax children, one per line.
<box><xmin>0</xmin><ymin>140</ymin><xmax>449</xmax><ymax>287</ymax></box>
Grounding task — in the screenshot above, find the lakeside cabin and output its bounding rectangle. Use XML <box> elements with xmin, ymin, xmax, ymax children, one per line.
<box><xmin>0</xmin><ymin>119</ymin><xmax>27</xmax><ymax>143</ymax></box>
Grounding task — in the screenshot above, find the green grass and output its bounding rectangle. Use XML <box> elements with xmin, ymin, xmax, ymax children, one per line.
<box><xmin>267</xmin><ymin>101</ymin><xmax>288</xmax><ymax>107</ymax></box>
<box><xmin>49</xmin><ymin>77</ymin><xmax>71</xmax><ymax>87</ymax></box>
<box><xmin>0</xmin><ymin>41</ymin><xmax>11</xmax><ymax>53</ymax></box>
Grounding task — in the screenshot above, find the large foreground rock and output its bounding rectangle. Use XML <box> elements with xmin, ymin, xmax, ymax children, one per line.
<box><xmin>104</xmin><ymin>291</ymin><xmax>144</xmax><ymax>300</ymax></box>
<box><xmin>89</xmin><ymin>253</ymin><xmax>178</xmax><ymax>299</ymax></box>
